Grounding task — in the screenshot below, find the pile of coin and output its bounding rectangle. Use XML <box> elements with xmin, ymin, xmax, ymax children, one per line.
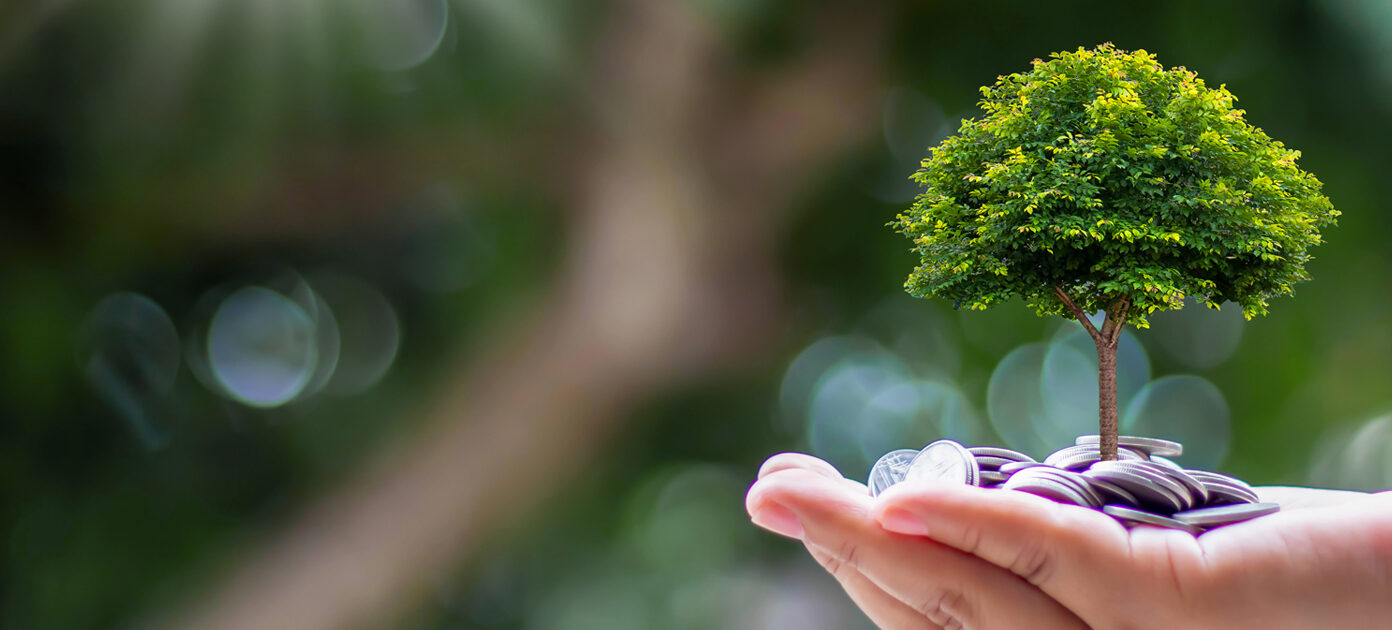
<box><xmin>868</xmin><ymin>436</ymin><xmax>1279</xmax><ymax>535</ymax></box>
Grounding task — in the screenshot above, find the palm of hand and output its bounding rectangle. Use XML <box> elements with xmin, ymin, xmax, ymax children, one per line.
<box><xmin>746</xmin><ymin>453</ymin><xmax>1392</xmax><ymax>630</ymax></box>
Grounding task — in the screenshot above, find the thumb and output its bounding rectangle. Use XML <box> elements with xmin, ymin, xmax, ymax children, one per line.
<box><xmin>872</xmin><ymin>481</ymin><xmax>1131</xmax><ymax>605</ymax></box>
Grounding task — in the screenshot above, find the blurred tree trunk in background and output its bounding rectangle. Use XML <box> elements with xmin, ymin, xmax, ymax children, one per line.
<box><xmin>148</xmin><ymin>2</ymin><xmax>884</xmax><ymax>629</ymax></box>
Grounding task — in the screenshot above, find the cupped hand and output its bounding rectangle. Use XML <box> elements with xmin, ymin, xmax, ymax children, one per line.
<box><xmin>746</xmin><ymin>453</ymin><xmax>1392</xmax><ymax>630</ymax></box>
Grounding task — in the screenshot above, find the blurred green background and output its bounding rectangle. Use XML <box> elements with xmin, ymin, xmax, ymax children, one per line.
<box><xmin>3</xmin><ymin>0</ymin><xmax>1391</xmax><ymax>628</ymax></box>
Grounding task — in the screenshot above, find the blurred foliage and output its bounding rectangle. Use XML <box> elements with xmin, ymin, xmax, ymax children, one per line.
<box><xmin>2</xmin><ymin>0</ymin><xmax>1391</xmax><ymax>629</ymax></box>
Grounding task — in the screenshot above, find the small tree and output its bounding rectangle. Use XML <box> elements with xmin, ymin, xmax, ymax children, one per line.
<box><xmin>892</xmin><ymin>44</ymin><xmax>1338</xmax><ymax>460</ymax></box>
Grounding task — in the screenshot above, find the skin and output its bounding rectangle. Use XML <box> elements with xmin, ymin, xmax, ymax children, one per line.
<box><xmin>746</xmin><ymin>452</ymin><xmax>1392</xmax><ymax>630</ymax></box>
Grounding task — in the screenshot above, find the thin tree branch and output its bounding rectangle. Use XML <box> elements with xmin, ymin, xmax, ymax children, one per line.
<box><xmin>1106</xmin><ymin>298</ymin><xmax>1131</xmax><ymax>348</ymax></box>
<box><xmin>1054</xmin><ymin>286</ymin><xmax>1101</xmax><ymax>343</ymax></box>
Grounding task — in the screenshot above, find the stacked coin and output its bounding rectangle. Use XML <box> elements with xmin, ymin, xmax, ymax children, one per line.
<box><xmin>867</xmin><ymin>436</ymin><xmax>1278</xmax><ymax>535</ymax></box>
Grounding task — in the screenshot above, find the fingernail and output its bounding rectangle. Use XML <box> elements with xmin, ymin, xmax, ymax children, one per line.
<box><xmin>879</xmin><ymin>508</ymin><xmax>929</xmax><ymax>536</ymax></box>
<box><xmin>750</xmin><ymin>503</ymin><xmax>804</xmax><ymax>539</ymax></box>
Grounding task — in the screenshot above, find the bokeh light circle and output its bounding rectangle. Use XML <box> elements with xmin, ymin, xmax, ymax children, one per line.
<box><xmin>1147</xmin><ymin>299</ymin><xmax>1245</xmax><ymax>369</ymax></box>
<box><xmin>986</xmin><ymin>342</ymin><xmax>1054</xmax><ymax>458</ymax></box>
<box><xmin>267</xmin><ymin>271</ymin><xmax>343</xmax><ymax>402</ymax></box>
<box><xmin>777</xmin><ymin>336</ymin><xmax>883</xmax><ymax>433</ymax></box>
<box><xmin>208</xmin><ymin>286</ymin><xmax>318</xmax><ymax>408</ymax></box>
<box><xmin>79</xmin><ymin>292</ymin><xmax>181</xmax><ymax>448</ymax></box>
<box><xmin>308</xmin><ymin>272</ymin><xmax>400</xmax><ymax>395</ymax></box>
<box><xmin>81</xmin><ymin>292</ymin><xmax>181</xmax><ymax>390</ymax></box>
<box><xmin>786</xmin><ymin>333</ymin><xmax>985</xmax><ymax>475</ymax></box>
<box><xmin>624</xmin><ymin>464</ymin><xmax>752</xmax><ymax>574</ymax></box>
<box><xmin>1308</xmin><ymin>415</ymin><xmax>1392</xmax><ymax>491</ymax></box>
<box><xmin>917</xmin><ymin>380</ymin><xmax>986</xmax><ymax>445</ymax></box>
<box><xmin>882</xmin><ymin>86</ymin><xmax>948</xmax><ymax>165</ymax></box>
<box><xmin>853</xmin><ymin>380</ymin><xmax>924</xmax><ymax>462</ymax></box>
<box><xmin>856</xmin><ymin>296</ymin><xmax>962</xmax><ymax>382</ymax></box>
<box><xmin>297</xmin><ymin>291</ymin><xmax>342</xmax><ymax>400</ymax></box>
<box><xmin>184</xmin><ymin>284</ymin><xmax>233</xmax><ymax>398</ymax></box>
<box><xmin>352</xmin><ymin>0</ymin><xmax>450</xmax><ymax>71</ymax></box>
<box><xmin>806</xmin><ymin>355</ymin><xmax>913</xmax><ymax>476</ymax></box>
<box><xmin>1121</xmin><ymin>375</ymin><xmax>1231</xmax><ymax>469</ymax></box>
<box><xmin>1040</xmin><ymin>327</ymin><xmax>1150</xmax><ymax>447</ymax></box>
<box><xmin>870</xmin><ymin>86</ymin><xmax>950</xmax><ymax>203</ymax></box>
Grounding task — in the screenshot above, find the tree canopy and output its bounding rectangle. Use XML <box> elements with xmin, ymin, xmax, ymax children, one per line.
<box><xmin>892</xmin><ymin>43</ymin><xmax>1338</xmax><ymax>328</ymax></box>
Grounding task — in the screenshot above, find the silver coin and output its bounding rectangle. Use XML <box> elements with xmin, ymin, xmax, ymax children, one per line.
<box><xmin>1051</xmin><ymin>450</ymin><xmax>1106</xmax><ymax>471</ymax></box>
<box><xmin>1149</xmin><ymin>455</ymin><xmax>1184</xmax><ymax>470</ymax></box>
<box><xmin>1042</xmin><ymin>444</ymin><xmax>1097</xmax><ymax>467</ymax></box>
<box><xmin>1141</xmin><ymin>463</ymin><xmax>1209</xmax><ymax>506</ymax></box>
<box><xmin>1110</xmin><ymin>460</ymin><xmax>1209</xmax><ymax>506</ymax></box>
<box><xmin>1118</xmin><ymin>446</ymin><xmax>1150</xmax><ymax>460</ymax></box>
<box><xmin>1171</xmin><ymin>502</ymin><xmax>1280</xmax><ymax>527</ymax></box>
<box><xmin>868</xmin><ymin>449</ymin><xmax>920</xmax><ymax>497</ymax></box>
<box><xmin>906</xmin><ymin>440</ymin><xmax>979</xmax><ymax>486</ymax></box>
<box><xmin>1039</xmin><ymin>468</ymin><xmax>1106</xmax><ymax>507</ymax></box>
<box><xmin>1076</xmin><ymin>435</ymin><xmax>1183</xmax><ymax>457</ymax></box>
<box><xmin>979</xmin><ymin>470</ymin><xmax>1009</xmax><ymax>485</ymax></box>
<box><xmin>1008</xmin><ymin>467</ymin><xmax>1103</xmax><ymax>507</ymax></box>
<box><xmin>1185</xmin><ymin>471</ymin><xmax>1259</xmax><ymax>503</ymax></box>
<box><xmin>1003</xmin><ymin>473</ymin><xmax>1093</xmax><ymax>507</ymax></box>
<box><xmin>874</xmin><ymin>441</ymin><xmax>1266</xmax><ymax>528</ymax></box>
<box><xmin>1084</xmin><ymin>469</ymin><xmax>1186</xmax><ymax>514</ymax></box>
<box><xmin>1089</xmin><ymin>461</ymin><xmax>1195</xmax><ymax>510</ymax></box>
<box><xmin>1086</xmin><ymin>477</ymin><xmax>1141</xmax><ymax>507</ymax></box>
<box><xmin>1197</xmin><ymin>480</ymin><xmax>1259</xmax><ymax>505</ymax></box>
<box><xmin>999</xmin><ymin>461</ymin><xmax>1049</xmax><ymax>474</ymax></box>
<box><xmin>973</xmin><ymin>455</ymin><xmax>1016</xmax><ymax>470</ymax></box>
<box><xmin>967</xmin><ymin>447</ymin><xmax>1036</xmax><ymax>462</ymax></box>
<box><xmin>1044</xmin><ymin>444</ymin><xmax>1144</xmax><ymax>468</ymax></box>
<box><xmin>1102</xmin><ymin>505</ymin><xmax>1206</xmax><ymax>535</ymax></box>
<box><xmin>1187</xmin><ymin>470</ymin><xmax>1258</xmax><ymax>495</ymax></box>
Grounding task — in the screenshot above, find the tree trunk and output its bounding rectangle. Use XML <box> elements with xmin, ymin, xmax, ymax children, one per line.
<box><xmin>1096</xmin><ymin>338</ymin><xmax>1119</xmax><ymax>460</ymax></box>
<box><xmin>1052</xmin><ymin>289</ymin><xmax>1128</xmax><ymax>461</ymax></box>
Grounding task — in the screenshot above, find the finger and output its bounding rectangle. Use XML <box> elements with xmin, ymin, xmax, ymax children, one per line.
<box><xmin>873</xmin><ymin>481</ymin><xmax>1135</xmax><ymax>613</ymax></box>
<box><xmin>757</xmin><ymin>452</ymin><xmax>870</xmax><ymax>495</ymax></box>
<box><xmin>751</xmin><ymin>469</ymin><xmax>1088</xmax><ymax>629</ymax></box>
<box><xmin>805</xmin><ymin>545</ymin><xmax>945</xmax><ymax>630</ymax></box>
<box><xmin>758</xmin><ymin>452</ymin><xmax>844</xmax><ymax>480</ymax></box>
